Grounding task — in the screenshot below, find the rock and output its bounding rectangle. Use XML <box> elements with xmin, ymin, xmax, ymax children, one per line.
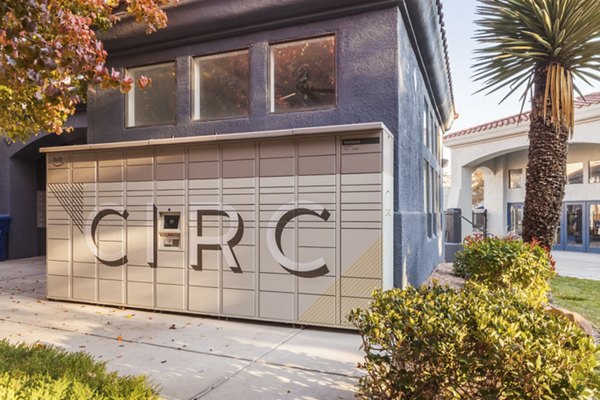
<box><xmin>424</xmin><ymin>263</ymin><xmax>465</xmax><ymax>290</ymax></box>
<box><xmin>545</xmin><ymin>304</ymin><xmax>595</xmax><ymax>337</ymax></box>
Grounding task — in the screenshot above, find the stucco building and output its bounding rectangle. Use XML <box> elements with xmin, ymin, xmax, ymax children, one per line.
<box><xmin>0</xmin><ymin>0</ymin><xmax>454</xmax><ymax>288</ymax></box>
<box><xmin>446</xmin><ymin>93</ymin><xmax>600</xmax><ymax>253</ymax></box>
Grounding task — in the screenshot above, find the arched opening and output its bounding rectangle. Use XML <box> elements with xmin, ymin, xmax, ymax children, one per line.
<box><xmin>4</xmin><ymin>128</ymin><xmax>86</xmax><ymax>259</ymax></box>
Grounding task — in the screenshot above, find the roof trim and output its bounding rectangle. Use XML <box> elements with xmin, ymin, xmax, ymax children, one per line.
<box><xmin>400</xmin><ymin>0</ymin><xmax>456</xmax><ymax>129</ymax></box>
<box><xmin>445</xmin><ymin>91</ymin><xmax>600</xmax><ymax>141</ymax></box>
<box><xmin>40</xmin><ymin>122</ymin><xmax>390</xmax><ymax>153</ymax></box>
<box><xmin>102</xmin><ymin>0</ymin><xmax>401</xmax><ymax>55</ymax></box>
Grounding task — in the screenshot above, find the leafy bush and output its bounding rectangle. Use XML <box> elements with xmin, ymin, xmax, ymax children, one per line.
<box><xmin>349</xmin><ymin>284</ymin><xmax>599</xmax><ymax>400</ymax></box>
<box><xmin>0</xmin><ymin>341</ymin><xmax>159</xmax><ymax>399</ymax></box>
<box><xmin>454</xmin><ymin>236</ymin><xmax>555</xmax><ymax>305</ymax></box>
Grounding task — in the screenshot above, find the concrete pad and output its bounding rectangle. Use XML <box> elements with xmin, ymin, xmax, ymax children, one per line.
<box><xmin>0</xmin><ymin>319</ymin><xmax>250</xmax><ymax>400</ymax></box>
<box><xmin>198</xmin><ymin>362</ymin><xmax>357</xmax><ymax>400</ymax></box>
<box><xmin>260</xmin><ymin>328</ymin><xmax>362</xmax><ymax>376</ymax></box>
<box><xmin>0</xmin><ymin>256</ymin><xmax>45</xmax><ymax>281</ymax></box>
<box><xmin>0</xmin><ymin>257</ymin><xmax>364</xmax><ymax>399</ymax></box>
<box><xmin>552</xmin><ymin>251</ymin><xmax>600</xmax><ymax>281</ymax></box>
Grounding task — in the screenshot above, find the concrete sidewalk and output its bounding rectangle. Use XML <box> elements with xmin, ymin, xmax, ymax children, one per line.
<box><xmin>0</xmin><ymin>257</ymin><xmax>363</xmax><ymax>400</ymax></box>
<box><xmin>552</xmin><ymin>251</ymin><xmax>600</xmax><ymax>281</ymax></box>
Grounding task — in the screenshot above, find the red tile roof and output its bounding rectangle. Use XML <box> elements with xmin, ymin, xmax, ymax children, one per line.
<box><xmin>444</xmin><ymin>92</ymin><xmax>600</xmax><ymax>140</ymax></box>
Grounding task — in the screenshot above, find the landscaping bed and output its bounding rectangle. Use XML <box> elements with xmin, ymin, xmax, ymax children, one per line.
<box><xmin>428</xmin><ymin>262</ymin><xmax>600</xmax><ymax>343</ymax></box>
<box><xmin>351</xmin><ymin>237</ymin><xmax>600</xmax><ymax>399</ymax></box>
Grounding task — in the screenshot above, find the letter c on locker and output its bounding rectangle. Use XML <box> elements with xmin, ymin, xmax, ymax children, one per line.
<box><xmin>90</xmin><ymin>208</ymin><xmax>129</xmax><ymax>267</ymax></box>
<box><xmin>267</xmin><ymin>203</ymin><xmax>330</xmax><ymax>278</ymax></box>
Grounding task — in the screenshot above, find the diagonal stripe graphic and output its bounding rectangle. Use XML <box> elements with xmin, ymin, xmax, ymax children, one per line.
<box><xmin>48</xmin><ymin>183</ymin><xmax>85</xmax><ymax>233</ymax></box>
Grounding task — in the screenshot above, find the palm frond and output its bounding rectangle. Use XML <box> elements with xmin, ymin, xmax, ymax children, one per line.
<box><xmin>473</xmin><ymin>0</ymin><xmax>600</xmax><ymax>132</ymax></box>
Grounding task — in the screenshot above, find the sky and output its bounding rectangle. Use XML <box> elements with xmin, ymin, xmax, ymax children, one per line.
<box><xmin>443</xmin><ymin>0</ymin><xmax>600</xmax><ymax>133</ymax></box>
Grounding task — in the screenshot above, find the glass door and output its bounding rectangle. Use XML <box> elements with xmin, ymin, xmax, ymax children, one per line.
<box><xmin>507</xmin><ymin>203</ymin><xmax>523</xmax><ymax>236</ymax></box>
<box><xmin>565</xmin><ymin>203</ymin><xmax>584</xmax><ymax>251</ymax></box>
<box><xmin>553</xmin><ymin>204</ymin><xmax>565</xmax><ymax>251</ymax></box>
<box><xmin>588</xmin><ymin>203</ymin><xmax>600</xmax><ymax>253</ymax></box>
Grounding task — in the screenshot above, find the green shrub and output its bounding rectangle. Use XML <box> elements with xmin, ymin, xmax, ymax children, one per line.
<box><xmin>0</xmin><ymin>341</ymin><xmax>159</xmax><ymax>399</ymax></box>
<box><xmin>454</xmin><ymin>236</ymin><xmax>555</xmax><ymax>305</ymax></box>
<box><xmin>349</xmin><ymin>284</ymin><xmax>599</xmax><ymax>400</ymax></box>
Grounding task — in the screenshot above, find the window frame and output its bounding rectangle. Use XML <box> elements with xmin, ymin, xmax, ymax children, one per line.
<box><xmin>268</xmin><ymin>34</ymin><xmax>337</xmax><ymax>114</ymax></box>
<box><xmin>429</xmin><ymin>112</ymin><xmax>435</xmax><ymax>153</ymax></box>
<box><xmin>566</xmin><ymin>162</ymin><xmax>584</xmax><ymax>185</ymax></box>
<box><xmin>508</xmin><ymin>168</ymin><xmax>524</xmax><ymax>189</ymax></box>
<box><xmin>423</xmin><ymin>100</ymin><xmax>429</xmax><ymax>148</ymax></box>
<box><xmin>125</xmin><ymin>61</ymin><xmax>177</xmax><ymax>129</ymax></box>
<box><xmin>424</xmin><ymin>159</ymin><xmax>433</xmax><ymax>238</ymax></box>
<box><xmin>191</xmin><ymin>49</ymin><xmax>251</xmax><ymax>122</ymax></box>
<box><xmin>589</xmin><ymin>160</ymin><xmax>600</xmax><ymax>184</ymax></box>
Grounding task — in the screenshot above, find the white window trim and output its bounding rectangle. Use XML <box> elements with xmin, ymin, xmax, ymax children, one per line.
<box><xmin>125</xmin><ymin>62</ymin><xmax>175</xmax><ymax>128</ymax></box>
<box><xmin>192</xmin><ymin>49</ymin><xmax>249</xmax><ymax>121</ymax></box>
<box><xmin>269</xmin><ymin>35</ymin><xmax>336</xmax><ymax>114</ymax></box>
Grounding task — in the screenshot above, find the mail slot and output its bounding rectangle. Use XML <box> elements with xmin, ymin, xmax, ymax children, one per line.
<box><xmin>42</xmin><ymin>123</ymin><xmax>394</xmax><ymax>328</ymax></box>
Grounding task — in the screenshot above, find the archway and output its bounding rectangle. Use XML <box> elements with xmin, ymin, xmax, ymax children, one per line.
<box><xmin>3</xmin><ymin>128</ymin><xmax>86</xmax><ymax>258</ymax></box>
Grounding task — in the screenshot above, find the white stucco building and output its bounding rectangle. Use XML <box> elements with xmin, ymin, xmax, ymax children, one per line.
<box><xmin>445</xmin><ymin>93</ymin><xmax>600</xmax><ymax>253</ymax></box>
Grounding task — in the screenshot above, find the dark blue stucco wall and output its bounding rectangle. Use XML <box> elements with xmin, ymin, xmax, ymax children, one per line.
<box><xmin>87</xmin><ymin>5</ymin><xmax>444</xmax><ymax>286</ymax></box>
<box><xmin>0</xmin><ymin>123</ymin><xmax>86</xmax><ymax>260</ymax></box>
<box><xmin>0</xmin><ymin>140</ymin><xmax>40</xmax><ymax>259</ymax></box>
<box><xmin>396</xmin><ymin>12</ymin><xmax>444</xmax><ymax>286</ymax></box>
<box><xmin>88</xmin><ymin>8</ymin><xmax>401</xmax><ymax>144</ymax></box>
<box><xmin>0</xmin><ymin>144</ymin><xmax>9</xmax><ymax>216</ymax></box>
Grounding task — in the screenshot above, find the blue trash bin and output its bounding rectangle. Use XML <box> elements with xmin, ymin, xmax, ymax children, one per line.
<box><xmin>0</xmin><ymin>215</ymin><xmax>12</xmax><ymax>261</ymax></box>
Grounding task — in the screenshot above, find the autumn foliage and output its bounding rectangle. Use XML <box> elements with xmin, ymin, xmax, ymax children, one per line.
<box><xmin>0</xmin><ymin>0</ymin><xmax>177</xmax><ymax>141</ymax></box>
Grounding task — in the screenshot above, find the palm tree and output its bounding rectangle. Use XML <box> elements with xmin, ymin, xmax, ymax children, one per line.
<box><xmin>473</xmin><ymin>0</ymin><xmax>600</xmax><ymax>249</ymax></box>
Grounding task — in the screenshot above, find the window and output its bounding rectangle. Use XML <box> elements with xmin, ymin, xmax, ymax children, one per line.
<box><xmin>436</xmin><ymin>125</ymin><xmax>441</xmax><ymax>162</ymax></box>
<box><xmin>429</xmin><ymin>112</ymin><xmax>435</xmax><ymax>153</ymax></box>
<box><xmin>508</xmin><ymin>203</ymin><xmax>523</xmax><ymax>235</ymax></box>
<box><xmin>590</xmin><ymin>161</ymin><xmax>600</xmax><ymax>183</ymax></box>
<box><xmin>424</xmin><ymin>160</ymin><xmax>433</xmax><ymax>238</ymax></box>
<box><xmin>193</xmin><ymin>50</ymin><xmax>250</xmax><ymax>121</ymax></box>
<box><xmin>435</xmin><ymin>172</ymin><xmax>441</xmax><ymax>233</ymax></box>
<box><xmin>270</xmin><ymin>36</ymin><xmax>335</xmax><ymax>113</ymax></box>
<box><xmin>567</xmin><ymin>162</ymin><xmax>583</xmax><ymax>184</ymax></box>
<box><xmin>430</xmin><ymin>165</ymin><xmax>436</xmax><ymax>235</ymax></box>
<box><xmin>126</xmin><ymin>62</ymin><xmax>176</xmax><ymax>127</ymax></box>
<box><xmin>423</xmin><ymin>101</ymin><xmax>429</xmax><ymax>147</ymax></box>
<box><xmin>508</xmin><ymin>169</ymin><xmax>523</xmax><ymax>189</ymax></box>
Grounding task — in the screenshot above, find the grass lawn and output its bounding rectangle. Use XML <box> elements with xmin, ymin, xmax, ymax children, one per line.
<box><xmin>551</xmin><ymin>276</ymin><xmax>600</xmax><ymax>329</ymax></box>
<box><xmin>0</xmin><ymin>341</ymin><xmax>159</xmax><ymax>399</ymax></box>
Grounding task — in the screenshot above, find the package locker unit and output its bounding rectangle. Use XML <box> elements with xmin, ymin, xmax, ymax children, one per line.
<box><xmin>42</xmin><ymin>123</ymin><xmax>394</xmax><ymax>328</ymax></box>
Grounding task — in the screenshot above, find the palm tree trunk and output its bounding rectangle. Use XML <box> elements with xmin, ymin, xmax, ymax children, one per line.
<box><xmin>522</xmin><ymin>65</ymin><xmax>570</xmax><ymax>249</ymax></box>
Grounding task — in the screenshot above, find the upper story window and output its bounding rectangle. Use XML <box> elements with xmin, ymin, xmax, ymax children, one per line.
<box><xmin>508</xmin><ymin>168</ymin><xmax>523</xmax><ymax>189</ymax></box>
<box><xmin>430</xmin><ymin>113</ymin><xmax>436</xmax><ymax>154</ymax></box>
<box><xmin>590</xmin><ymin>161</ymin><xmax>600</xmax><ymax>183</ymax></box>
<box><xmin>423</xmin><ymin>101</ymin><xmax>429</xmax><ymax>147</ymax></box>
<box><xmin>437</xmin><ymin>125</ymin><xmax>443</xmax><ymax>162</ymax></box>
<box><xmin>193</xmin><ymin>50</ymin><xmax>250</xmax><ymax>121</ymax></box>
<box><xmin>567</xmin><ymin>162</ymin><xmax>583</xmax><ymax>184</ymax></box>
<box><xmin>270</xmin><ymin>36</ymin><xmax>336</xmax><ymax>113</ymax></box>
<box><xmin>126</xmin><ymin>62</ymin><xmax>176</xmax><ymax>127</ymax></box>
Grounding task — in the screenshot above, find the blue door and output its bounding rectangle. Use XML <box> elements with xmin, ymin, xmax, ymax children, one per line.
<box><xmin>514</xmin><ymin>202</ymin><xmax>600</xmax><ymax>253</ymax></box>
<box><xmin>553</xmin><ymin>202</ymin><xmax>600</xmax><ymax>253</ymax></box>
<box><xmin>563</xmin><ymin>203</ymin><xmax>584</xmax><ymax>252</ymax></box>
<box><xmin>587</xmin><ymin>203</ymin><xmax>600</xmax><ymax>253</ymax></box>
<box><xmin>507</xmin><ymin>203</ymin><xmax>523</xmax><ymax>236</ymax></box>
